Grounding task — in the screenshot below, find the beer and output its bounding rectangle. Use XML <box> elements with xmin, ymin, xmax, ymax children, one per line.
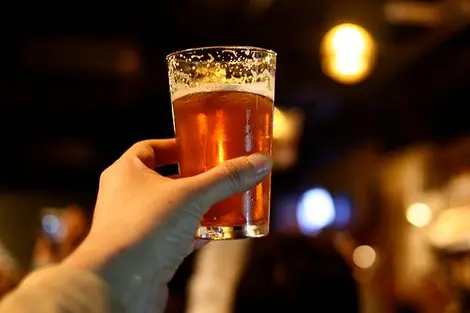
<box><xmin>167</xmin><ymin>46</ymin><xmax>276</xmax><ymax>239</ymax></box>
<box><xmin>172</xmin><ymin>87</ymin><xmax>273</xmax><ymax>228</ymax></box>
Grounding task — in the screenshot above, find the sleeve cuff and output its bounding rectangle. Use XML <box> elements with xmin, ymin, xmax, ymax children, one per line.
<box><xmin>1</xmin><ymin>266</ymin><xmax>127</xmax><ymax>313</ymax></box>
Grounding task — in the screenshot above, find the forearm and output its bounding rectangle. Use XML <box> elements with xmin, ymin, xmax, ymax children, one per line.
<box><xmin>0</xmin><ymin>266</ymin><xmax>126</xmax><ymax>313</ymax></box>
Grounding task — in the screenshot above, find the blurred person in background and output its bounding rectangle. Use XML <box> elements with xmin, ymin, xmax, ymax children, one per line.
<box><xmin>0</xmin><ymin>242</ymin><xmax>20</xmax><ymax>300</ymax></box>
<box><xmin>186</xmin><ymin>232</ymin><xmax>359</xmax><ymax>313</ymax></box>
<box><xmin>186</xmin><ymin>239</ymin><xmax>252</xmax><ymax>313</ymax></box>
<box><xmin>32</xmin><ymin>204</ymin><xmax>90</xmax><ymax>269</ymax></box>
<box><xmin>236</xmin><ymin>233</ymin><xmax>359</xmax><ymax>313</ymax></box>
<box><xmin>59</xmin><ymin>205</ymin><xmax>90</xmax><ymax>259</ymax></box>
<box><xmin>0</xmin><ymin>265</ymin><xmax>17</xmax><ymax>300</ymax></box>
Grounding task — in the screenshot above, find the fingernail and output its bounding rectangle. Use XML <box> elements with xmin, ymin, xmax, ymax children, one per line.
<box><xmin>247</xmin><ymin>153</ymin><xmax>273</xmax><ymax>174</ymax></box>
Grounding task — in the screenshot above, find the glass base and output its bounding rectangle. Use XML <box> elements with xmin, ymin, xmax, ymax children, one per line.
<box><xmin>196</xmin><ymin>223</ymin><xmax>269</xmax><ymax>240</ymax></box>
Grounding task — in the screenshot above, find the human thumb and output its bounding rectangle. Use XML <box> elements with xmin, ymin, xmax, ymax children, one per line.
<box><xmin>186</xmin><ymin>153</ymin><xmax>273</xmax><ymax>208</ymax></box>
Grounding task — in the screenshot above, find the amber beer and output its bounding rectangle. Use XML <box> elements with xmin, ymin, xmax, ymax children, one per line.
<box><xmin>167</xmin><ymin>47</ymin><xmax>276</xmax><ymax>240</ymax></box>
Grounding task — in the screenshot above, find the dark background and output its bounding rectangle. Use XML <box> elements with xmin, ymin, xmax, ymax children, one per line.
<box><xmin>0</xmin><ymin>0</ymin><xmax>469</xmax><ymax>193</ymax></box>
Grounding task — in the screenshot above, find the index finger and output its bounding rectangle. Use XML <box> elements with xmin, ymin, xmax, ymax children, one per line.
<box><xmin>124</xmin><ymin>139</ymin><xmax>177</xmax><ymax>169</ymax></box>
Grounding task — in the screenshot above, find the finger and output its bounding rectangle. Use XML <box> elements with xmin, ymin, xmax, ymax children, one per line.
<box><xmin>168</xmin><ymin>174</ymin><xmax>180</xmax><ymax>179</ymax></box>
<box><xmin>124</xmin><ymin>139</ymin><xmax>177</xmax><ymax>169</ymax></box>
<box><xmin>184</xmin><ymin>153</ymin><xmax>272</xmax><ymax>208</ymax></box>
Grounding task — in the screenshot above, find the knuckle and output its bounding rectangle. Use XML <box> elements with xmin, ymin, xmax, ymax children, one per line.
<box><xmin>131</xmin><ymin>140</ymin><xmax>146</xmax><ymax>150</ymax></box>
<box><xmin>127</xmin><ymin>141</ymin><xmax>145</xmax><ymax>154</ymax></box>
<box><xmin>222</xmin><ymin>161</ymin><xmax>244</xmax><ymax>192</ymax></box>
<box><xmin>99</xmin><ymin>161</ymin><xmax>122</xmax><ymax>184</ymax></box>
<box><xmin>99</xmin><ymin>167</ymin><xmax>112</xmax><ymax>183</ymax></box>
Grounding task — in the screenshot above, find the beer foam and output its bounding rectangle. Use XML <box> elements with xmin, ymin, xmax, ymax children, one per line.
<box><xmin>171</xmin><ymin>82</ymin><xmax>275</xmax><ymax>102</ymax></box>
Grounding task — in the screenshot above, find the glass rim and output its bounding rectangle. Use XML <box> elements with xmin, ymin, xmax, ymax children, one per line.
<box><xmin>166</xmin><ymin>46</ymin><xmax>276</xmax><ymax>61</ymax></box>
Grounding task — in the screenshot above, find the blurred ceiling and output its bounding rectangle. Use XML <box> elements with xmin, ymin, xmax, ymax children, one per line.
<box><xmin>0</xmin><ymin>0</ymin><xmax>469</xmax><ymax>189</ymax></box>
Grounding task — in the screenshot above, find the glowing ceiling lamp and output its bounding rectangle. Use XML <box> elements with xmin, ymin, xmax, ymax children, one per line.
<box><xmin>320</xmin><ymin>23</ymin><xmax>377</xmax><ymax>84</ymax></box>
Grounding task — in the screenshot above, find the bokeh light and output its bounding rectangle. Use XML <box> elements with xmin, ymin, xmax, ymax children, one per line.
<box><xmin>321</xmin><ymin>23</ymin><xmax>376</xmax><ymax>84</ymax></box>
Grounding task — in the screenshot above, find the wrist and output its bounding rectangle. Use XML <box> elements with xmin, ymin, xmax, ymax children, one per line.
<box><xmin>64</xmin><ymin>238</ymin><xmax>169</xmax><ymax>313</ymax></box>
<box><xmin>61</xmin><ymin>237</ymin><xmax>111</xmax><ymax>273</ymax></box>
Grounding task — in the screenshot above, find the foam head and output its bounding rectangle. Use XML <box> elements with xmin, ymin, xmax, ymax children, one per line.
<box><xmin>166</xmin><ymin>46</ymin><xmax>276</xmax><ymax>102</ymax></box>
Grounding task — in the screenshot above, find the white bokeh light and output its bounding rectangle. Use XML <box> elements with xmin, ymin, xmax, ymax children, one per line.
<box><xmin>42</xmin><ymin>214</ymin><xmax>61</xmax><ymax>235</ymax></box>
<box><xmin>406</xmin><ymin>202</ymin><xmax>432</xmax><ymax>228</ymax></box>
<box><xmin>296</xmin><ymin>188</ymin><xmax>336</xmax><ymax>235</ymax></box>
<box><xmin>353</xmin><ymin>245</ymin><xmax>377</xmax><ymax>269</ymax></box>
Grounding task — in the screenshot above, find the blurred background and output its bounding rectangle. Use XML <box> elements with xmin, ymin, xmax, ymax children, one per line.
<box><xmin>1</xmin><ymin>0</ymin><xmax>470</xmax><ymax>312</ymax></box>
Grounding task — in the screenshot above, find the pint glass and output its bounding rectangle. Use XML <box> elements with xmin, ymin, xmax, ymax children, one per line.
<box><xmin>166</xmin><ymin>46</ymin><xmax>276</xmax><ymax>240</ymax></box>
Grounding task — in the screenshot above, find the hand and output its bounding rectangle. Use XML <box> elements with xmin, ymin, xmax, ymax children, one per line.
<box><xmin>61</xmin><ymin>139</ymin><xmax>272</xmax><ymax>313</ymax></box>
